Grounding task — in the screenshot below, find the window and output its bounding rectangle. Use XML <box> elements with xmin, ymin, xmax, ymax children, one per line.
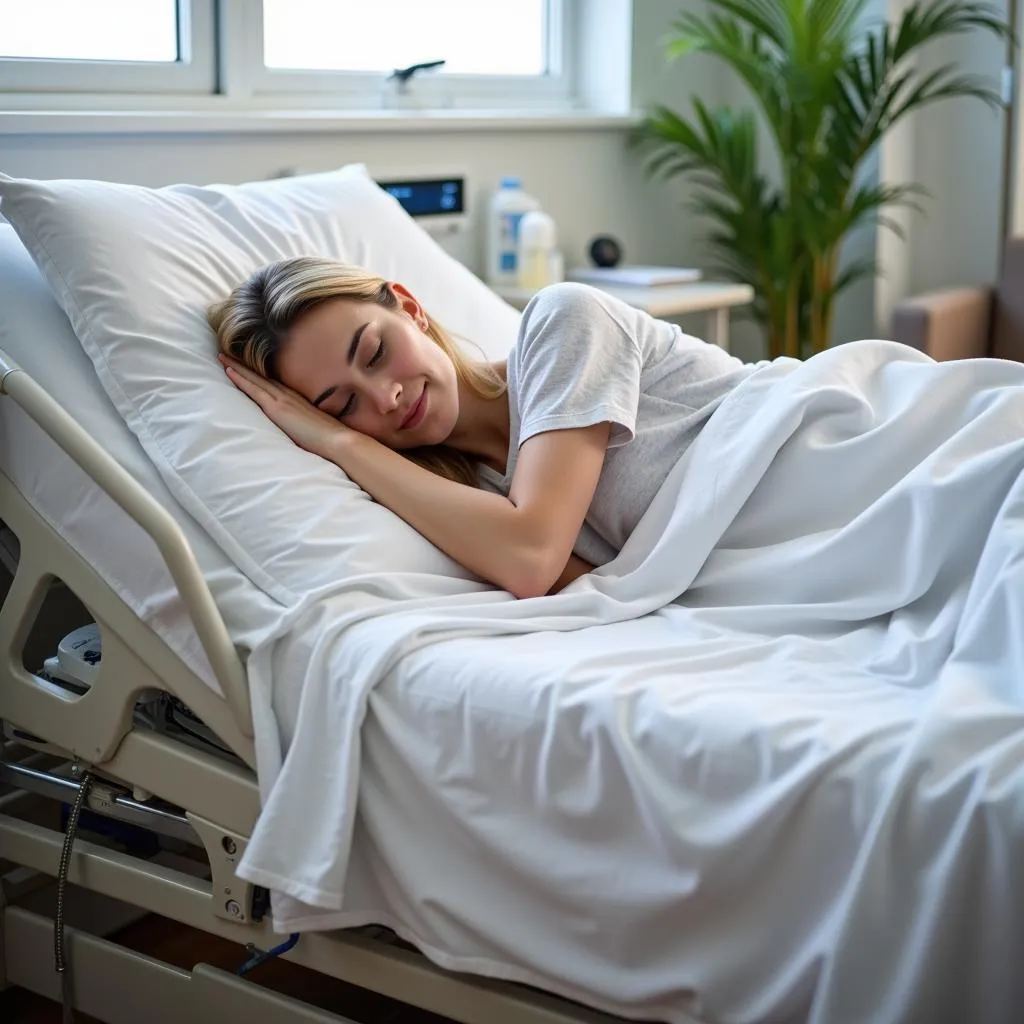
<box><xmin>262</xmin><ymin>0</ymin><xmax>547</xmax><ymax>76</ymax></box>
<box><xmin>228</xmin><ymin>0</ymin><xmax>572</xmax><ymax>110</ymax></box>
<box><xmin>2</xmin><ymin>0</ymin><xmax>179</xmax><ymax>62</ymax></box>
<box><xmin>0</xmin><ymin>0</ymin><xmax>216</xmax><ymax>93</ymax></box>
<box><xmin>1</xmin><ymin>0</ymin><xmax>577</xmax><ymax>112</ymax></box>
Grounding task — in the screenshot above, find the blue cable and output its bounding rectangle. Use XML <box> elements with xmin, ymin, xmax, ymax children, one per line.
<box><xmin>236</xmin><ymin>932</ymin><xmax>300</xmax><ymax>976</ymax></box>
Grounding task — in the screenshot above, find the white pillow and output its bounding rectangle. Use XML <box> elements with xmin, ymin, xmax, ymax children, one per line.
<box><xmin>0</xmin><ymin>166</ymin><xmax>521</xmax><ymax>602</ymax></box>
<box><xmin>0</xmin><ymin>223</ymin><xmax>241</xmax><ymax>688</ymax></box>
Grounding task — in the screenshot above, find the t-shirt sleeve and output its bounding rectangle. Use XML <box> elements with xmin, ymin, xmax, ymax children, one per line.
<box><xmin>513</xmin><ymin>283</ymin><xmax>642</xmax><ymax>450</ymax></box>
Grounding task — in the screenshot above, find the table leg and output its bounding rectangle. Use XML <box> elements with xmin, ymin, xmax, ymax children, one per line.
<box><xmin>708</xmin><ymin>307</ymin><xmax>730</xmax><ymax>352</ymax></box>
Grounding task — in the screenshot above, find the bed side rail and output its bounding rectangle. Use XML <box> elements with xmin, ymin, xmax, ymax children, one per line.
<box><xmin>0</xmin><ymin>347</ymin><xmax>253</xmax><ymax>739</ymax></box>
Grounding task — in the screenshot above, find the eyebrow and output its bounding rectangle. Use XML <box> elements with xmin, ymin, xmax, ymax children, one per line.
<box><xmin>312</xmin><ymin>321</ymin><xmax>369</xmax><ymax>407</ymax></box>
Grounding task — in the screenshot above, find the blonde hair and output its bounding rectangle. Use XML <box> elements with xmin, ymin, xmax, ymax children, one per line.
<box><xmin>208</xmin><ymin>256</ymin><xmax>505</xmax><ymax>487</ymax></box>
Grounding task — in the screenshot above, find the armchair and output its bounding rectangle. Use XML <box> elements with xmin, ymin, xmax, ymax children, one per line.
<box><xmin>890</xmin><ymin>238</ymin><xmax>1024</xmax><ymax>363</ymax></box>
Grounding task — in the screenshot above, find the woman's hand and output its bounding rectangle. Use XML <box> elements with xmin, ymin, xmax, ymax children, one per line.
<box><xmin>219</xmin><ymin>354</ymin><xmax>347</xmax><ymax>460</ymax></box>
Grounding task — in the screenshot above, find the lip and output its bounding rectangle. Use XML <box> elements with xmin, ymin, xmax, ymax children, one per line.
<box><xmin>400</xmin><ymin>386</ymin><xmax>427</xmax><ymax>430</ymax></box>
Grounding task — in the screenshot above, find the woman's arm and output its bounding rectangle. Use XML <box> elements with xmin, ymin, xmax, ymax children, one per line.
<box><xmin>221</xmin><ymin>356</ymin><xmax>607</xmax><ymax>598</ymax></box>
<box><xmin>331</xmin><ymin>425</ymin><xmax>608</xmax><ymax>599</ymax></box>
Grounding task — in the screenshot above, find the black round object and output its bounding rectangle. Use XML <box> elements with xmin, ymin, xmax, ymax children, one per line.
<box><xmin>588</xmin><ymin>235</ymin><xmax>623</xmax><ymax>268</ymax></box>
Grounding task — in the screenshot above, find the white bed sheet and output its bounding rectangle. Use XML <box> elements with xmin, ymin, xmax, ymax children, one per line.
<box><xmin>339</xmin><ymin>615</ymin><xmax>927</xmax><ymax>1024</ymax></box>
<box><xmin>239</xmin><ymin>341</ymin><xmax>1024</xmax><ymax>1024</ymax></box>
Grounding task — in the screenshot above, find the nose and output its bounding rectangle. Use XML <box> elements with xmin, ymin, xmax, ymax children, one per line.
<box><xmin>373</xmin><ymin>379</ymin><xmax>402</xmax><ymax>417</ymax></box>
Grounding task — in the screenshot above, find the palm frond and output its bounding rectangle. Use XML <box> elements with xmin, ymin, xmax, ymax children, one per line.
<box><xmin>660</xmin><ymin>11</ymin><xmax>790</xmax><ymax>156</ymax></box>
<box><xmin>828</xmin><ymin>257</ymin><xmax>879</xmax><ymax>301</ymax></box>
<box><xmin>669</xmin><ymin>1</ymin><xmax>788</xmax><ymax>53</ymax></box>
<box><xmin>808</xmin><ymin>0</ymin><xmax>873</xmax><ymax>47</ymax></box>
<box><xmin>888</xmin><ymin>70</ymin><xmax>1003</xmax><ymax>125</ymax></box>
<box><xmin>875</xmin><ymin>214</ymin><xmax>912</xmax><ymax>241</ymax></box>
<box><xmin>892</xmin><ymin>1</ymin><xmax>1010</xmax><ymax>65</ymax></box>
<box><xmin>840</xmin><ymin>1</ymin><xmax>1008</xmax><ymax>157</ymax></box>
<box><xmin>846</xmin><ymin>181</ymin><xmax>929</xmax><ymax>222</ymax></box>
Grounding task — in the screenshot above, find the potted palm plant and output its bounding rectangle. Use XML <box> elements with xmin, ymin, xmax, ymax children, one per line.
<box><xmin>633</xmin><ymin>0</ymin><xmax>1010</xmax><ymax>359</ymax></box>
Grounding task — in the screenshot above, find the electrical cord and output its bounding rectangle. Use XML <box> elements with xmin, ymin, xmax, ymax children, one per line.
<box><xmin>237</xmin><ymin>931</ymin><xmax>300</xmax><ymax>976</ymax></box>
<box><xmin>55</xmin><ymin>767</ymin><xmax>94</xmax><ymax>1024</ymax></box>
<box><xmin>54</xmin><ymin>766</ymin><xmax>298</xmax><ymax>1011</ymax></box>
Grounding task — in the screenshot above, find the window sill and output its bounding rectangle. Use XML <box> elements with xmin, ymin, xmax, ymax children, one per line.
<box><xmin>0</xmin><ymin>106</ymin><xmax>642</xmax><ymax>137</ymax></box>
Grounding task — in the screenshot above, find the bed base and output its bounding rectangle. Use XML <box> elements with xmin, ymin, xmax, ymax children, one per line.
<box><xmin>3</xmin><ymin>905</ymin><xmax>360</xmax><ymax>1024</ymax></box>
<box><xmin>0</xmin><ymin>805</ymin><xmax>614</xmax><ymax>1024</ymax></box>
<box><xmin>0</xmin><ymin>353</ymin><xmax>654</xmax><ymax>1022</ymax></box>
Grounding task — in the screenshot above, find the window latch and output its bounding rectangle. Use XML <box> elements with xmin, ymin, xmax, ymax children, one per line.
<box><xmin>388</xmin><ymin>59</ymin><xmax>446</xmax><ymax>90</ymax></box>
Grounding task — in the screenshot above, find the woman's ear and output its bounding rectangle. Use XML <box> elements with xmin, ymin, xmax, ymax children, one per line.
<box><xmin>389</xmin><ymin>282</ymin><xmax>429</xmax><ymax>331</ymax></box>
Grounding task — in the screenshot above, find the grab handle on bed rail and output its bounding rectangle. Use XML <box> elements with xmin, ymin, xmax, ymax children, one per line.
<box><xmin>0</xmin><ymin>350</ymin><xmax>253</xmax><ymax>739</ymax></box>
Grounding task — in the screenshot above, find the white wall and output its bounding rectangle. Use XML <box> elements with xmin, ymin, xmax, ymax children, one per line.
<box><xmin>876</xmin><ymin>0</ymin><xmax>1011</xmax><ymax>333</ymax></box>
<box><xmin>0</xmin><ymin>125</ymin><xmax>688</xmax><ymax>275</ymax></box>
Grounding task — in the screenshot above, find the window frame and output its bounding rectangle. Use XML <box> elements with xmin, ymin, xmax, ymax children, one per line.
<box><xmin>0</xmin><ymin>0</ymin><xmax>217</xmax><ymax>95</ymax></box>
<box><xmin>0</xmin><ymin>0</ymin><xmax>589</xmax><ymax>116</ymax></box>
<box><xmin>218</xmin><ymin>0</ymin><xmax>574</xmax><ymax>110</ymax></box>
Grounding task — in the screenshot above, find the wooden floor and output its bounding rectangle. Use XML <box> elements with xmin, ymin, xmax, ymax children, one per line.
<box><xmin>2</xmin><ymin>914</ymin><xmax>455</xmax><ymax>1023</ymax></box>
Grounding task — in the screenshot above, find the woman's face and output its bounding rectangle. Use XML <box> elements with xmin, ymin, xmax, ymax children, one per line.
<box><xmin>275</xmin><ymin>285</ymin><xmax>459</xmax><ymax>449</ymax></box>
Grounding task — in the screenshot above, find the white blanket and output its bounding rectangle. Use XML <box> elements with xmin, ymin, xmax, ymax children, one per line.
<box><xmin>237</xmin><ymin>340</ymin><xmax>1024</xmax><ymax>1022</ymax></box>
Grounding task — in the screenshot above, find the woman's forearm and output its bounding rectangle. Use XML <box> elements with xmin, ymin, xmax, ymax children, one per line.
<box><xmin>328</xmin><ymin>430</ymin><xmax>556</xmax><ymax>598</ymax></box>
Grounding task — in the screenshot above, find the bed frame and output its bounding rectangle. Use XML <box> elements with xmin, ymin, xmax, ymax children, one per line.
<box><xmin>0</xmin><ymin>348</ymin><xmax>690</xmax><ymax>1023</ymax></box>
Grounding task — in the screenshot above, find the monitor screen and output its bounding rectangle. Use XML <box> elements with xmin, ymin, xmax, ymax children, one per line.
<box><xmin>378</xmin><ymin>177</ymin><xmax>465</xmax><ymax>218</ymax></box>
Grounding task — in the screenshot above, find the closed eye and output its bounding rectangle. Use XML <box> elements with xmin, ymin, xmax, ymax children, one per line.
<box><xmin>336</xmin><ymin>339</ymin><xmax>384</xmax><ymax>418</ymax></box>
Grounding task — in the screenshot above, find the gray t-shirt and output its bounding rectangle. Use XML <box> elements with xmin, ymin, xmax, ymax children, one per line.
<box><xmin>478</xmin><ymin>282</ymin><xmax>757</xmax><ymax>565</ymax></box>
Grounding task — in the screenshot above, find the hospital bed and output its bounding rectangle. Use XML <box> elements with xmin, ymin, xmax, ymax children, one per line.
<box><xmin>3</xmin><ymin>165</ymin><xmax>1023</xmax><ymax>1024</ymax></box>
<box><xmin>0</xmin><ymin>222</ymin><xmax>657</xmax><ymax>1023</ymax></box>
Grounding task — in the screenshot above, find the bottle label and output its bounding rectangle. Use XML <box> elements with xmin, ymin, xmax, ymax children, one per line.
<box><xmin>499</xmin><ymin>211</ymin><xmax>525</xmax><ymax>273</ymax></box>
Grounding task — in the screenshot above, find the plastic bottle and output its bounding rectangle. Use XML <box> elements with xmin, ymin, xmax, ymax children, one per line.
<box><xmin>487</xmin><ymin>177</ymin><xmax>541</xmax><ymax>286</ymax></box>
<box><xmin>517</xmin><ymin>210</ymin><xmax>564</xmax><ymax>291</ymax></box>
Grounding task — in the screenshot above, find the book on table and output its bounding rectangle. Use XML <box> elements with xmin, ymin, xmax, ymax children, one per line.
<box><xmin>568</xmin><ymin>265</ymin><xmax>703</xmax><ymax>287</ymax></box>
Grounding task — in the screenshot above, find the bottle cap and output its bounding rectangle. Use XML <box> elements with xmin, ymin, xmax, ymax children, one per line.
<box><xmin>518</xmin><ymin>210</ymin><xmax>556</xmax><ymax>248</ymax></box>
<box><xmin>500</xmin><ymin>176</ymin><xmax>522</xmax><ymax>189</ymax></box>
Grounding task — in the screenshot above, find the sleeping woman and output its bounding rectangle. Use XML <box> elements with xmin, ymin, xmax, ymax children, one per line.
<box><xmin>208</xmin><ymin>255</ymin><xmax>757</xmax><ymax>598</ymax></box>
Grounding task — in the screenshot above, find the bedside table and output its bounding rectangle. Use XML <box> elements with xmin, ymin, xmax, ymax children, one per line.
<box><xmin>494</xmin><ymin>281</ymin><xmax>754</xmax><ymax>353</ymax></box>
